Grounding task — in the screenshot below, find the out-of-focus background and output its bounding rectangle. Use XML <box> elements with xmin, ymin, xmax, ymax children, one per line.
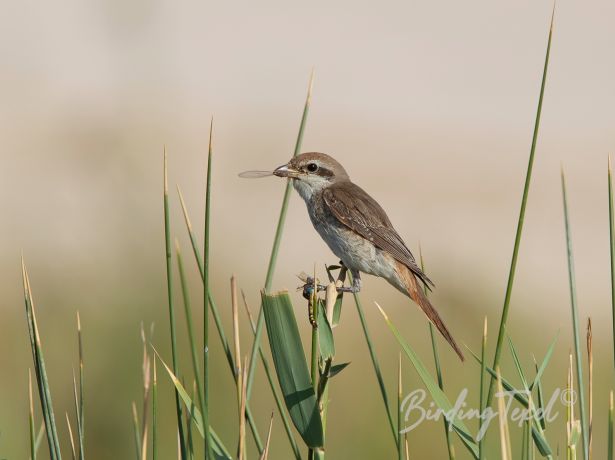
<box><xmin>1</xmin><ymin>0</ymin><xmax>614</xmax><ymax>458</ymax></box>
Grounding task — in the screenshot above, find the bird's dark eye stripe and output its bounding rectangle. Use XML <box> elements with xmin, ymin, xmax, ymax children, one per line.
<box><xmin>317</xmin><ymin>167</ymin><xmax>334</xmax><ymax>177</ymax></box>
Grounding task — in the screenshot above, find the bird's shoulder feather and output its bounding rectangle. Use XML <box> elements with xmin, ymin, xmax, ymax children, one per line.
<box><xmin>322</xmin><ymin>182</ymin><xmax>434</xmax><ymax>288</ymax></box>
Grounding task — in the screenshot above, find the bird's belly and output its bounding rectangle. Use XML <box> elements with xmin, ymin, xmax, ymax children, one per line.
<box><xmin>313</xmin><ymin>217</ymin><xmax>397</xmax><ymax>280</ymax></box>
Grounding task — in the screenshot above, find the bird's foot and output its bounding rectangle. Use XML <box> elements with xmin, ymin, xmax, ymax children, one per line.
<box><xmin>336</xmin><ymin>285</ymin><xmax>360</xmax><ymax>294</ymax></box>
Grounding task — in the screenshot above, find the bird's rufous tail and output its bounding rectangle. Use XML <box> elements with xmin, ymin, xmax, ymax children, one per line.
<box><xmin>396</xmin><ymin>261</ymin><xmax>464</xmax><ymax>361</ymax></box>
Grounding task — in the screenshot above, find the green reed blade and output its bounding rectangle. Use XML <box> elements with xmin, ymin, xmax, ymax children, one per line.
<box><xmin>261</xmin><ymin>291</ymin><xmax>324</xmax><ymax>449</ymax></box>
<box><xmin>76</xmin><ymin>313</ymin><xmax>84</xmax><ymax>460</ymax></box>
<box><xmin>608</xmin><ymin>391</ymin><xmax>613</xmax><ymax>460</ymax></box>
<box><xmin>377</xmin><ymin>302</ymin><xmax>478</xmax><ymax>459</ymax></box>
<box><xmin>353</xmin><ymin>292</ymin><xmax>397</xmax><ymax>444</ymax></box>
<box><xmin>561</xmin><ymin>169</ymin><xmax>589</xmax><ymax>459</ymax></box>
<box><xmin>154</xmin><ymin>350</ymin><xmax>233</xmax><ymax>460</ymax></box>
<box><xmin>608</xmin><ymin>157</ymin><xmax>615</xmax><ymax>371</ymax></box>
<box><xmin>243</xmin><ymin>292</ymin><xmax>302</xmax><ymax>459</ymax></box>
<box><xmin>163</xmin><ymin>148</ymin><xmax>188</xmax><ymax>459</ymax></box>
<box><xmin>420</xmin><ymin>251</ymin><xmax>455</xmax><ymax>459</ymax></box>
<box><xmin>29</xmin><ymin>370</ymin><xmax>36</xmax><ymax>460</ymax></box>
<box><xmin>397</xmin><ymin>355</ymin><xmax>403</xmax><ymax>460</ymax></box>
<box><xmin>351</xmin><ymin>279</ymin><xmax>397</xmax><ymax>445</ymax></box>
<box><xmin>203</xmin><ymin>120</ymin><xmax>214</xmax><ymax>459</ymax></box>
<box><xmin>479</xmin><ymin>318</ymin><xmax>487</xmax><ymax>460</ymax></box>
<box><xmin>246</xmin><ymin>70</ymin><xmax>314</xmax><ymax>401</ymax></box>
<box><xmin>243</xmin><ymin>73</ymin><xmax>314</xmax><ymax>459</ymax></box>
<box><xmin>152</xmin><ymin>359</ymin><xmax>158</xmax><ymax>460</ymax></box>
<box><xmin>177</xmin><ymin>188</ymin><xmax>269</xmax><ymax>454</ymax></box>
<box><xmin>176</xmin><ymin>241</ymin><xmax>206</xmax><ymax>431</ymax></box>
<box><xmin>487</xmin><ymin>6</ymin><xmax>555</xmax><ymax>408</ymax></box>
<box><xmin>22</xmin><ymin>261</ymin><xmax>62</xmax><ymax>460</ymax></box>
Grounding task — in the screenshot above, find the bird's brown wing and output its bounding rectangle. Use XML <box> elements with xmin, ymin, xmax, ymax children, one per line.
<box><xmin>322</xmin><ymin>182</ymin><xmax>434</xmax><ymax>288</ymax></box>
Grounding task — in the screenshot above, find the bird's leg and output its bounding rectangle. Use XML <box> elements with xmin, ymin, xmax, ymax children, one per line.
<box><xmin>336</xmin><ymin>269</ymin><xmax>361</xmax><ymax>293</ymax></box>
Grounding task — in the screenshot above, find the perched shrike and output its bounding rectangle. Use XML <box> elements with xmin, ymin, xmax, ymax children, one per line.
<box><xmin>271</xmin><ymin>152</ymin><xmax>463</xmax><ymax>361</ymax></box>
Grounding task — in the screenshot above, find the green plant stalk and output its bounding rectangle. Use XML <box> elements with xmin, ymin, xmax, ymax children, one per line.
<box><xmin>478</xmin><ymin>318</ymin><xmax>487</xmax><ymax>460</ymax></box>
<box><xmin>429</xmin><ymin>324</ymin><xmax>455</xmax><ymax>459</ymax></box>
<box><xmin>176</xmin><ymin>243</ymin><xmax>206</xmax><ymax>430</ymax></box>
<box><xmin>351</xmin><ymin>275</ymin><xmax>397</xmax><ymax>445</ymax></box>
<box><xmin>153</xmin><ymin>359</ymin><xmax>158</xmax><ymax>460</ymax></box>
<box><xmin>397</xmin><ymin>355</ymin><xmax>403</xmax><ymax>460</ymax></box>
<box><xmin>163</xmin><ymin>150</ymin><xmax>188</xmax><ymax>460</ymax></box>
<box><xmin>246</xmin><ymin>71</ymin><xmax>314</xmax><ymax>407</ymax></box>
<box><xmin>244</xmin><ymin>296</ymin><xmax>301</xmax><ymax>459</ymax></box>
<box><xmin>178</xmin><ymin>188</ymin><xmax>274</xmax><ymax>455</ymax></box>
<box><xmin>487</xmin><ymin>8</ymin><xmax>554</xmax><ymax>408</ymax></box>
<box><xmin>29</xmin><ymin>371</ymin><xmax>36</xmax><ymax>460</ymax></box>
<box><xmin>308</xmin><ymin>290</ymin><xmax>320</xmax><ymax>460</ymax></box>
<box><xmin>23</xmin><ymin>263</ymin><xmax>62</xmax><ymax>460</ymax></box>
<box><xmin>420</xmin><ymin>253</ymin><xmax>455</xmax><ymax>460</ymax></box>
<box><xmin>203</xmin><ymin>121</ymin><xmax>214</xmax><ymax>460</ymax></box>
<box><xmin>76</xmin><ymin>313</ymin><xmax>84</xmax><ymax>460</ymax></box>
<box><xmin>132</xmin><ymin>402</ymin><xmax>142</xmax><ymax>460</ymax></box>
<box><xmin>377</xmin><ymin>302</ymin><xmax>479</xmax><ymax>459</ymax></box>
<box><xmin>608</xmin><ymin>391</ymin><xmax>613</xmax><ymax>460</ymax></box>
<box><xmin>244</xmin><ymin>73</ymin><xmax>313</xmax><ymax>460</ymax></box>
<box><xmin>562</xmin><ymin>171</ymin><xmax>589</xmax><ymax>460</ymax></box>
<box><xmin>608</xmin><ymin>158</ymin><xmax>615</xmax><ymax>371</ymax></box>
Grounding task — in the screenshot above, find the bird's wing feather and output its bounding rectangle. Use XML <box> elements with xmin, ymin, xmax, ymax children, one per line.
<box><xmin>322</xmin><ymin>183</ymin><xmax>434</xmax><ymax>288</ymax></box>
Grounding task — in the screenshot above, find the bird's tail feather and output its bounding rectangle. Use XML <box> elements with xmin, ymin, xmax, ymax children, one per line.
<box><xmin>397</xmin><ymin>262</ymin><xmax>465</xmax><ymax>361</ymax></box>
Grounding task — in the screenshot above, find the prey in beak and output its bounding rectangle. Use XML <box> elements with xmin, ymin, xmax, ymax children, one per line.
<box><xmin>273</xmin><ymin>164</ymin><xmax>300</xmax><ymax>178</ymax></box>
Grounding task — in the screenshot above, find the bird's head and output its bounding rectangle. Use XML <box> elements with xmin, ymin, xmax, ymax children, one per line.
<box><xmin>273</xmin><ymin>152</ymin><xmax>349</xmax><ymax>201</ymax></box>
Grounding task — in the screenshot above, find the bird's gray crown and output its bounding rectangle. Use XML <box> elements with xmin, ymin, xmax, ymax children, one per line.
<box><xmin>288</xmin><ymin>152</ymin><xmax>350</xmax><ymax>182</ymax></box>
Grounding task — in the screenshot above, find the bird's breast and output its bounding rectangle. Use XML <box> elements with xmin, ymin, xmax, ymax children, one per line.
<box><xmin>305</xmin><ymin>197</ymin><xmax>397</xmax><ymax>280</ymax></box>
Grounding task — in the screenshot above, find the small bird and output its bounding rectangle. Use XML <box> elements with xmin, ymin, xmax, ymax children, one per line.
<box><xmin>272</xmin><ymin>152</ymin><xmax>464</xmax><ymax>361</ymax></box>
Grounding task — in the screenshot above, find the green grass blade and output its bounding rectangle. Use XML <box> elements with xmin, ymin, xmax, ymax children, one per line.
<box><xmin>163</xmin><ymin>149</ymin><xmax>188</xmax><ymax>459</ymax></box>
<box><xmin>176</xmin><ymin>241</ymin><xmax>206</xmax><ymax>429</ymax></box>
<box><xmin>243</xmin><ymin>73</ymin><xmax>314</xmax><ymax>458</ymax></box>
<box><xmin>155</xmin><ymin>350</ymin><xmax>233</xmax><ymax>460</ymax></box>
<box><xmin>529</xmin><ymin>332</ymin><xmax>559</xmax><ymax>391</ymax></box>
<box><xmin>29</xmin><ymin>370</ymin><xmax>36</xmax><ymax>460</ymax></box>
<box><xmin>76</xmin><ymin>313</ymin><xmax>84</xmax><ymax>460</ymax></box>
<box><xmin>376</xmin><ymin>303</ymin><xmax>479</xmax><ymax>459</ymax></box>
<box><xmin>533</xmin><ymin>357</ymin><xmax>547</xmax><ymax>431</ymax></box>
<box><xmin>609</xmin><ymin>391</ymin><xmax>613</xmax><ymax>460</ymax></box>
<box><xmin>152</xmin><ymin>359</ymin><xmax>158</xmax><ymax>460</ymax></box>
<box><xmin>317</xmin><ymin>300</ymin><xmax>335</xmax><ymax>361</ymax></box>
<box><xmin>351</xmin><ymin>280</ymin><xmax>397</xmax><ymax>445</ymax></box>
<box><xmin>420</xmin><ymin>252</ymin><xmax>455</xmax><ymax>459</ymax></box>
<box><xmin>479</xmin><ymin>318</ymin><xmax>487</xmax><ymax>460</ymax></box>
<box><xmin>609</xmin><ymin>157</ymin><xmax>615</xmax><ymax>371</ymax></box>
<box><xmin>262</xmin><ymin>291</ymin><xmax>324</xmax><ymax>448</ymax></box>
<box><xmin>131</xmin><ymin>402</ymin><xmax>142</xmax><ymax>460</ymax></box>
<box><xmin>22</xmin><ymin>261</ymin><xmax>62</xmax><ymax>460</ymax></box>
<box><xmin>243</xmin><ymin>293</ymin><xmax>302</xmax><ymax>459</ymax></box>
<box><xmin>246</xmin><ymin>71</ymin><xmax>314</xmax><ymax>402</ymax></box>
<box><xmin>66</xmin><ymin>413</ymin><xmax>76</xmax><ymax>460</ymax></box>
<box><xmin>203</xmin><ymin>120</ymin><xmax>214</xmax><ymax>459</ymax></box>
<box><xmin>487</xmin><ymin>6</ymin><xmax>555</xmax><ymax>408</ymax></box>
<box><xmin>506</xmin><ymin>336</ymin><xmax>552</xmax><ymax>456</ymax></box>
<box><xmin>561</xmin><ymin>169</ymin><xmax>589</xmax><ymax>459</ymax></box>
<box><xmin>507</xmin><ymin>335</ymin><xmax>529</xmax><ymax>388</ymax></box>
<box><xmin>178</xmin><ymin>187</ymin><xmax>266</xmax><ymax>454</ymax></box>
<box><xmin>397</xmin><ymin>355</ymin><xmax>403</xmax><ymax>460</ymax></box>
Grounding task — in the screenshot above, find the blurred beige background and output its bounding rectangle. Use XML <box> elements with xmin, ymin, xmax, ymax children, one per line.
<box><xmin>1</xmin><ymin>0</ymin><xmax>615</xmax><ymax>458</ymax></box>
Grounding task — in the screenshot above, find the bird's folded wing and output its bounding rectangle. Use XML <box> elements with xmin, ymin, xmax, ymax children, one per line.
<box><xmin>323</xmin><ymin>183</ymin><xmax>434</xmax><ymax>288</ymax></box>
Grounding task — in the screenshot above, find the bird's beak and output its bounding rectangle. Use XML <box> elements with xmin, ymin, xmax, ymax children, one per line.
<box><xmin>273</xmin><ymin>164</ymin><xmax>300</xmax><ymax>178</ymax></box>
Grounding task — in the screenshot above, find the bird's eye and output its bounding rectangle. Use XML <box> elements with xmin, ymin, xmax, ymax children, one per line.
<box><xmin>306</xmin><ymin>163</ymin><xmax>318</xmax><ymax>173</ymax></box>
